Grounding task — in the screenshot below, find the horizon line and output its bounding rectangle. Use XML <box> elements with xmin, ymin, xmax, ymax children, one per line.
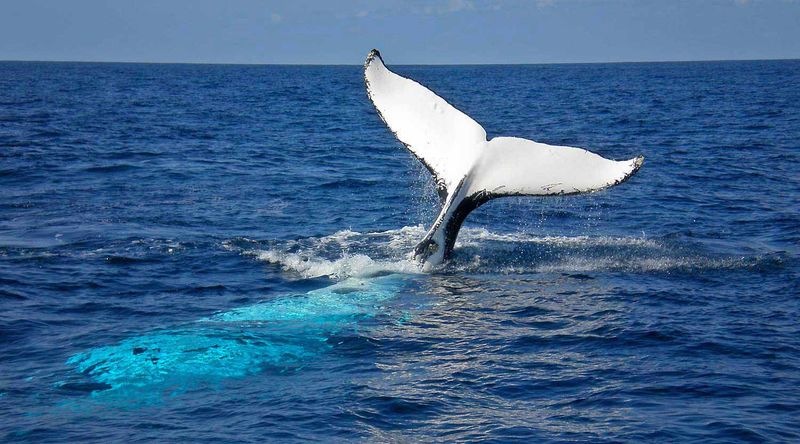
<box><xmin>1</xmin><ymin>57</ymin><xmax>799</xmax><ymax>67</ymax></box>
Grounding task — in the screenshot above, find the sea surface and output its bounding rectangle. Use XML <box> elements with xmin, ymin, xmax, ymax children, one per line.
<box><xmin>1</xmin><ymin>59</ymin><xmax>798</xmax><ymax>443</ymax></box>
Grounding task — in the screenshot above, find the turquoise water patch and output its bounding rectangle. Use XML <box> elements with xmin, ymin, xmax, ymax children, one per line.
<box><xmin>212</xmin><ymin>276</ymin><xmax>400</xmax><ymax>324</ymax></box>
<box><xmin>66</xmin><ymin>275</ymin><xmax>407</xmax><ymax>397</ymax></box>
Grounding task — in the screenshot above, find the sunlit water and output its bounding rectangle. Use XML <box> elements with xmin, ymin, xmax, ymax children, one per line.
<box><xmin>1</xmin><ymin>60</ymin><xmax>798</xmax><ymax>442</ymax></box>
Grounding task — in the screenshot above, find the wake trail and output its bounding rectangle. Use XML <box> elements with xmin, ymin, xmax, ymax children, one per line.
<box><xmin>225</xmin><ymin>226</ymin><xmax>776</xmax><ymax>279</ymax></box>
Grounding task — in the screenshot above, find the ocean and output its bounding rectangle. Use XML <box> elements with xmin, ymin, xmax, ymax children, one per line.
<box><xmin>1</xmin><ymin>59</ymin><xmax>798</xmax><ymax>442</ymax></box>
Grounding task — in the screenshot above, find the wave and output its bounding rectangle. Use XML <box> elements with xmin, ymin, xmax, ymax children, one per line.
<box><xmin>83</xmin><ymin>163</ymin><xmax>139</xmax><ymax>173</ymax></box>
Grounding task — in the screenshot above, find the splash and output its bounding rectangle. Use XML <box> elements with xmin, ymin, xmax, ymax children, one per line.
<box><xmin>225</xmin><ymin>226</ymin><xmax>429</xmax><ymax>279</ymax></box>
<box><xmin>230</xmin><ymin>226</ymin><xmax>773</xmax><ymax>278</ymax></box>
<box><xmin>255</xmin><ymin>249</ymin><xmax>421</xmax><ymax>280</ymax></box>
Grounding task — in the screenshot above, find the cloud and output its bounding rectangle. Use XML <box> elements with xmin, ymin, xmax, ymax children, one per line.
<box><xmin>446</xmin><ymin>0</ymin><xmax>476</xmax><ymax>13</ymax></box>
<box><xmin>350</xmin><ymin>0</ymin><xmax>501</xmax><ymax>19</ymax></box>
<box><xmin>415</xmin><ymin>0</ymin><xmax>477</xmax><ymax>15</ymax></box>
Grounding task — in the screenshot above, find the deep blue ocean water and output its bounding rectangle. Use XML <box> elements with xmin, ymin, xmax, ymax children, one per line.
<box><xmin>1</xmin><ymin>59</ymin><xmax>798</xmax><ymax>442</ymax></box>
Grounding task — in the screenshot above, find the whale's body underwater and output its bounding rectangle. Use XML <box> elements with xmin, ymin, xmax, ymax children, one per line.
<box><xmin>364</xmin><ymin>50</ymin><xmax>644</xmax><ymax>268</ymax></box>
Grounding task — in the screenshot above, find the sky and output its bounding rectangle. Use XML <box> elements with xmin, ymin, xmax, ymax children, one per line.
<box><xmin>1</xmin><ymin>0</ymin><xmax>798</xmax><ymax>64</ymax></box>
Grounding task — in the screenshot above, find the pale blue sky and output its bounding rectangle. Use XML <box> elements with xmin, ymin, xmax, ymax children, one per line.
<box><xmin>1</xmin><ymin>0</ymin><xmax>798</xmax><ymax>64</ymax></box>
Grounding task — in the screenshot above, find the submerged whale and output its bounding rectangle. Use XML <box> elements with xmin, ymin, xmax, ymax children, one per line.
<box><xmin>67</xmin><ymin>275</ymin><xmax>408</xmax><ymax>397</ymax></box>
<box><xmin>364</xmin><ymin>49</ymin><xmax>644</xmax><ymax>268</ymax></box>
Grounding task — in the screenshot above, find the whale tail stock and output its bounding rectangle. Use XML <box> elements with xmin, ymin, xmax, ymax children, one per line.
<box><xmin>364</xmin><ymin>49</ymin><xmax>644</xmax><ymax>267</ymax></box>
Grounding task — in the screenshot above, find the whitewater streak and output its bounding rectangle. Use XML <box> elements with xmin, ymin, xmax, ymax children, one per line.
<box><xmin>364</xmin><ymin>49</ymin><xmax>643</xmax><ymax>268</ymax></box>
<box><xmin>240</xmin><ymin>227</ymin><xmax>762</xmax><ymax>279</ymax></box>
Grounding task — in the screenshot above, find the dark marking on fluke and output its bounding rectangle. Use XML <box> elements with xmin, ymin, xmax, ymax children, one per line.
<box><xmin>366</xmin><ymin>49</ymin><xmax>383</xmax><ymax>65</ymax></box>
<box><xmin>364</xmin><ymin>49</ymin><xmax>449</xmax><ymax>204</ymax></box>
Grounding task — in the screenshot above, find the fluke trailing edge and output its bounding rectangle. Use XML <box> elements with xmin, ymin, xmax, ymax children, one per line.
<box><xmin>364</xmin><ymin>49</ymin><xmax>644</xmax><ymax>268</ymax></box>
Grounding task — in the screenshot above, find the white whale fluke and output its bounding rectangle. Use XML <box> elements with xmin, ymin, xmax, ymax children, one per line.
<box><xmin>364</xmin><ymin>49</ymin><xmax>644</xmax><ymax>268</ymax></box>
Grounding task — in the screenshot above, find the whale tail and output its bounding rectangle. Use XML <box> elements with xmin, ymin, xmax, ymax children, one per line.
<box><xmin>364</xmin><ymin>49</ymin><xmax>643</xmax><ymax>266</ymax></box>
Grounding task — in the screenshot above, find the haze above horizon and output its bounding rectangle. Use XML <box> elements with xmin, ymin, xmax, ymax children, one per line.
<box><xmin>1</xmin><ymin>0</ymin><xmax>798</xmax><ymax>65</ymax></box>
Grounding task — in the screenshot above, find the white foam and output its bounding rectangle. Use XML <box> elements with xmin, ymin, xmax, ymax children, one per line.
<box><xmin>255</xmin><ymin>249</ymin><xmax>422</xmax><ymax>279</ymax></box>
<box><xmin>455</xmin><ymin>227</ymin><xmax>659</xmax><ymax>248</ymax></box>
<box><xmin>233</xmin><ymin>226</ymin><xmax>756</xmax><ymax>278</ymax></box>
<box><xmin>238</xmin><ymin>226</ymin><xmax>432</xmax><ymax>279</ymax></box>
<box><xmin>489</xmin><ymin>255</ymin><xmax>756</xmax><ymax>275</ymax></box>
